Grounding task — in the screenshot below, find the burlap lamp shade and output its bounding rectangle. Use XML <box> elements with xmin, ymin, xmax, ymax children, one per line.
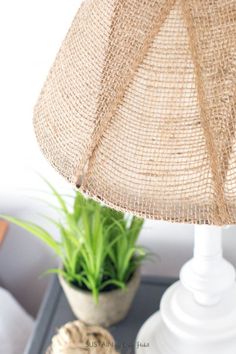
<box><xmin>34</xmin><ymin>0</ymin><xmax>236</xmax><ymax>226</ymax></box>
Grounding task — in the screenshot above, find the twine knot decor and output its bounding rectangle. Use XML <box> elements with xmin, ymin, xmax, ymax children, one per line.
<box><xmin>47</xmin><ymin>320</ymin><xmax>119</xmax><ymax>354</ymax></box>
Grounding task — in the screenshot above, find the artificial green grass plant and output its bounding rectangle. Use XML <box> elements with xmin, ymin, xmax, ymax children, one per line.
<box><xmin>1</xmin><ymin>180</ymin><xmax>146</xmax><ymax>302</ymax></box>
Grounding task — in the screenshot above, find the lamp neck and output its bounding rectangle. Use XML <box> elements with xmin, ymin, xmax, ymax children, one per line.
<box><xmin>180</xmin><ymin>225</ymin><xmax>235</xmax><ymax>306</ymax></box>
<box><xmin>194</xmin><ymin>225</ymin><xmax>222</xmax><ymax>259</ymax></box>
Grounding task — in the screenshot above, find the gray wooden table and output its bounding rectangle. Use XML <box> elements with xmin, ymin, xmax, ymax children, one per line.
<box><xmin>24</xmin><ymin>276</ymin><xmax>177</xmax><ymax>354</ymax></box>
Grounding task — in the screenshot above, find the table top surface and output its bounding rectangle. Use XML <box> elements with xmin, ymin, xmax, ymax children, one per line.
<box><xmin>25</xmin><ymin>275</ymin><xmax>177</xmax><ymax>354</ymax></box>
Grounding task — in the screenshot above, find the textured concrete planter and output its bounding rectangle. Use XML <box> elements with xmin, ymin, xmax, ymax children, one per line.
<box><xmin>59</xmin><ymin>269</ymin><xmax>140</xmax><ymax>327</ymax></box>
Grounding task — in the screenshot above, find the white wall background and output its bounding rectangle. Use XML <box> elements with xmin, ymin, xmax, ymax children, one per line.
<box><xmin>0</xmin><ymin>0</ymin><xmax>236</xmax><ymax>315</ymax></box>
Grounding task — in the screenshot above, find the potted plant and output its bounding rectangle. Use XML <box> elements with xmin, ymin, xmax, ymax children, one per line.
<box><xmin>1</xmin><ymin>181</ymin><xmax>146</xmax><ymax>326</ymax></box>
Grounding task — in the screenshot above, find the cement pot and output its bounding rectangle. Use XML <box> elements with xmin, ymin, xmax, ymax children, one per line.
<box><xmin>59</xmin><ymin>269</ymin><xmax>140</xmax><ymax>327</ymax></box>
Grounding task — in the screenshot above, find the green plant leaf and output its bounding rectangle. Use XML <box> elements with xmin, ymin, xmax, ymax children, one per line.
<box><xmin>42</xmin><ymin>268</ymin><xmax>67</xmax><ymax>278</ymax></box>
<box><xmin>100</xmin><ymin>279</ymin><xmax>125</xmax><ymax>290</ymax></box>
<box><xmin>38</xmin><ymin>176</ymin><xmax>68</xmax><ymax>214</ymax></box>
<box><xmin>0</xmin><ymin>215</ymin><xmax>62</xmax><ymax>256</ymax></box>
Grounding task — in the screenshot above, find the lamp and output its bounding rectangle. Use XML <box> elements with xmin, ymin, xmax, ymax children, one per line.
<box><xmin>33</xmin><ymin>0</ymin><xmax>236</xmax><ymax>353</ymax></box>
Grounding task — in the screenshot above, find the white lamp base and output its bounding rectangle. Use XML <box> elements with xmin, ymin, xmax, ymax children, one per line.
<box><xmin>136</xmin><ymin>226</ymin><xmax>236</xmax><ymax>354</ymax></box>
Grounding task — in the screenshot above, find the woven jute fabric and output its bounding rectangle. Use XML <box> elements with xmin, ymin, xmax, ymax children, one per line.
<box><xmin>34</xmin><ymin>0</ymin><xmax>236</xmax><ymax>225</ymax></box>
<box><xmin>46</xmin><ymin>320</ymin><xmax>119</xmax><ymax>354</ymax></box>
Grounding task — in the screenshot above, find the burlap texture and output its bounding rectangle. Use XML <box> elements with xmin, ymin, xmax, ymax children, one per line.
<box><xmin>34</xmin><ymin>0</ymin><xmax>236</xmax><ymax>225</ymax></box>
